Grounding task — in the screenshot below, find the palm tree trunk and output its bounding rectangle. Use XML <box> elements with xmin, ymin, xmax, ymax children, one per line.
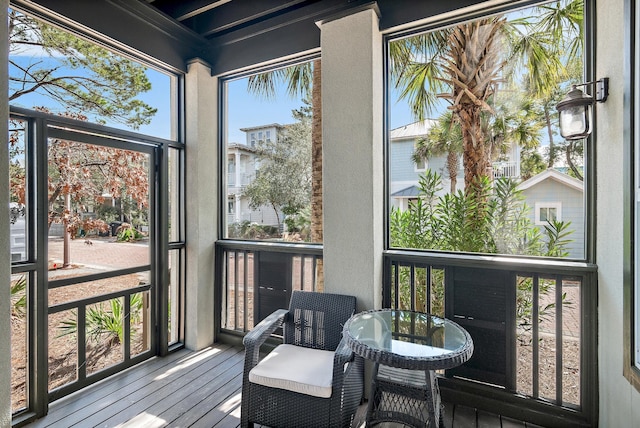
<box><xmin>459</xmin><ymin>106</ymin><xmax>489</xmax><ymax>194</ymax></box>
<box><xmin>311</xmin><ymin>59</ymin><xmax>324</xmax><ymax>290</ymax></box>
<box><xmin>447</xmin><ymin>150</ymin><xmax>459</xmax><ymax>193</ymax></box>
<box><xmin>566</xmin><ymin>141</ymin><xmax>583</xmax><ymax>180</ymax></box>
<box><xmin>545</xmin><ymin>108</ymin><xmax>556</xmax><ymax>168</ymax></box>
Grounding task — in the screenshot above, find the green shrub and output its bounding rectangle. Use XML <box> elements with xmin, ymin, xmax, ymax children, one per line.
<box><xmin>11</xmin><ymin>275</ymin><xmax>26</xmax><ymax>319</ymax></box>
<box><xmin>227</xmin><ymin>221</ymin><xmax>281</xmax><ymax>239</ymax></box>
<box><xmin>390</xmin><ymin>170</ymin><xmax>573</xmax><ymax>326</ymax></box>
<box><xmin>116</xmin><ymin>222</ymin><xmax>144</xmax><ymax>242</ymax></box>
<box><xmin>58</xmin><ymin>293</ymin><xmax>144</xmax><ymax>345</ymax></box>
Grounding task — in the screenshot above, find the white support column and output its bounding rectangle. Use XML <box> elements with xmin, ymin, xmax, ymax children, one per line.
<box><xmin>235</xmin><ymin>151</ymin><xmax>241</xmax><ymax>223</ymax></box>
<box><xmin>184</xmin><ymin>59</ymin><xmax>218</xmax><ymax>349</ymax></box>
<box><xmin>320</xmin><ymin>7</ymin><xmax>383</xmax><ymax>311</ymax></box>
<box><xmin>0</xmin><ymin>1</ymin><xmax>11</xmax><ymax>425</ymax></box>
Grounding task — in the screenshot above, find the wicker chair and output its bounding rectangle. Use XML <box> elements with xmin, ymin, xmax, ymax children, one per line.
<box><xmin>241</xmin><ymin>290</ymin><xmax>364</xmax><ymax>428</ymax></box>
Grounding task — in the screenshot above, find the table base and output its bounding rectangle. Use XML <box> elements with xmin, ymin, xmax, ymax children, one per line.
<box><xmin>366</xmin><ymin>365</ymin><xmax>443</xmax><ymax>428</ymax></box>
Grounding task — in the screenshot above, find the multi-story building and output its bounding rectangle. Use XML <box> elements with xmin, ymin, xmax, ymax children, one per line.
<box><xmin>227</xmin><ymin>124</ymin><xmax>285</xmax><ymax>227</ymax></box>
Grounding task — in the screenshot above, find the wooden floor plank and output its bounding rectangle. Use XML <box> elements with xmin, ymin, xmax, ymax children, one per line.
<box><xmin>98</xmin><ymin>347</ymin><xmax>243</xmax><ymax>427</ymax></box>
<box><xmin>189</xmin><ymin>381</ymin><xmax>242</xmax><ymax>428</ymax></box>
<box><xmin>23</xmin><ymin>345</ymin><xmax>540</xmax><ymax>428</ymax></box>
<box><xmin>169</xmin><ymin>371</ymin><xmax>243</xmax><ymax>427</ymax></box>
<box><xmin>453</xmin><ymin>404</ymin><xmax>478</xmax><ymax>427</ymax></box>
<box><xmin>32</xmin><ymin>346</ymin><xmax>231</xmax><ymax>428</ymax></box>
<box><xmin>27</xmin><ymin>348</ymin><xmax>195</xmax><ymax>428</ymax></box>
<box><xmin>154</xmin><ymin>359</ymin><xmax>244</xmax><ymax>426</ymax></box>
<box><xmin>122</xmin><ymin>352</ymin><xmax>243</xmax><ymax>427</ymax></box>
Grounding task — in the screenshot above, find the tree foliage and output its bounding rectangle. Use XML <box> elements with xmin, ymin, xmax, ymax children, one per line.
<box><xmin>390</xmin><ymin>170</ymin><xmax>574</xmax><ymax>326</ymax></box>
<box><xmin>391</xmin><ymin>0</ymin><xmax>585</xmax><ymax>192</ymax></box>
<box><xmin>8</xmin><ymin>12</ymin><xmax>155</xmax><ymax>266</ymax></box>
<box><xmin>9</xmin><ymin>9</ymin><xmax>156</xmax><ymax>129</ymax></box>
<box><xmin>390</xmin><ymin>170</ymin><xmax>573</xmax><ymax>256</ymax></box>
<box><xmin>243</xmin><ymin>107</ymin><xmax>312</xmax><ymax>226</ymax></box>
<box><xmin>45</xmin><ymin>110</ymin><xmax>149</xmax><ymax>231</ymax></box>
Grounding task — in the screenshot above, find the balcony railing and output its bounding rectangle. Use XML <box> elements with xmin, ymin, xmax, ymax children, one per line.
<box><xmin>227</xmin><ymin>173</ymin><xmax>253</xmax><ymax>188</ymax></box>
<box><xmin>215</xmin><ymin>241</ymin><xmax>597</xmax><ymax>427</ymax></box>
<box><xmin>492</xmin><ymin>161</ymin><xmax>520</xmax><ymax>179</ymax></box>
<box><xmin>383</xmin><ymin>250</ymin><xmax>597</xmax><ymax>427</ymax></box>
<box><xmin>216</xmin><ymin>240</ymin><xmax>323</xmax><ymax>338</ymax></box>
<box><xmin>47</xmin><ymin>280</ymin><xmax>153</xmax><ymax>401</ymax></box>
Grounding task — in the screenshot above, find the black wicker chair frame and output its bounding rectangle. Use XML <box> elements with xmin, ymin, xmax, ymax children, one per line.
<box><xmin>241</xmin><ymin>290</ymin><xmax>364</xmax><ymax>428</ymax></box>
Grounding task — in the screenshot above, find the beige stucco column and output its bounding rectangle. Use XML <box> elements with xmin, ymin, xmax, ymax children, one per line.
<box><xmin>184</xmin><ymin>58</ymin><xmax>218</xmax><ymax>349</ymax></box>
<box><xmin>1</xmin><ymin>2</ymin><xmax>10</xmax><ymax>425</ymax></box>
<box><xmin>595</xmin><ymin>0</ymin><xmax>640</xmax><ymax>425</ymax></box>
<box><xmin>320</xmin><ymin>6</ymin><xmax>384</xmax><ymax>311</ymax></box>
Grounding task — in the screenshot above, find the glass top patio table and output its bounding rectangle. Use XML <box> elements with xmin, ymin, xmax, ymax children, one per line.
<box><xmin>342</xmin><ymin>309</ymin><xmax>474</xmax><ymax>371</ymax></box>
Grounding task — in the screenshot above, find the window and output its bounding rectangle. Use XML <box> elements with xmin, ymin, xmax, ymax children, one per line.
<box><xmin>9</xmin><ymin>8</ymin><xmax>173</xmax><ymax>139</ymax></box>
<box><xmin>414</xmin><ymin>144</ymin><xmax>427</xmax><ymax>172</ymax></box>
<box><xmin>387</xmin><ymin>0</ymin><xmax>586</xmax><ymax>259</ymax></box>
<box><xmin>9</xmin><ymin>6</ymin><xmax>184</xmax><ymax>418</ymax></box>
<box><xmin>535</xmin><ymin>202</ymin><xmax>562</xmax><ymax>225</ymax></box>
<box><xmin>223</xmin><ymin>57</ymin><xmax>320</xmax><ymax>242</ymax></box>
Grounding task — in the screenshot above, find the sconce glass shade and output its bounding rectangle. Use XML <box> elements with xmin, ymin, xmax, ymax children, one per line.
<box><xmin>556</xmin><ymin>86</ymin><xmax>594</xmax><ymax>140</ymax></box>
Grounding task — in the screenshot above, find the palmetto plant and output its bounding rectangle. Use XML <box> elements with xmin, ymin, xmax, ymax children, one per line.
<box><xmin>58</xmin><ymin>293</ymin><xmax>144</xmax><ymax>346</ymax></box>
<box><xmin>10</xmin><ymin>275</ymin><xmax>27</xmax><ymax>320</ymax></box>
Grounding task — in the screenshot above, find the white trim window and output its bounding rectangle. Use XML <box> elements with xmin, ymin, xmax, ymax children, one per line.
<box><xmin>534</xmin><ymin>202</ymin><xmax>562</xmax><ymax>225</ymax></box>
<box><xmin>414</xmin><ymin>144</ymin><xmax>427</xmax><ymax>172</ymax></box>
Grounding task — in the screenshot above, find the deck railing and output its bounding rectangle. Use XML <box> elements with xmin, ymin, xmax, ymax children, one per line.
<box><xmin>216</xmin><ymin>240</ymin><xmax>323</xmax><ymax>337</ymax></box>
<box><xmin>47</xmin><ymin>280</ymin><xmax>153</xmax><ymax>402</ymax></box>
<box><xmin>383</xmin><ymin>250</ymin><xmax>598</xmax><ymax>427</ymax></box>
<box><xmin>215</xmin><ymin>241</ymin><xmax>597</xmax><ymax>426</ymax></box>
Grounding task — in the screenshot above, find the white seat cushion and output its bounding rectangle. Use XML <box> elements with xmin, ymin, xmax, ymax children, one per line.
<box><xmin>248</xmin><ymin>344</ymin><xmax>334</xmax><ymax>398</ymax></box>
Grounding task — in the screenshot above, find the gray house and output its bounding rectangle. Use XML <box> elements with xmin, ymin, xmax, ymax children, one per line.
<box><xmin>390</xmin><ymin>120</ymin><xmax>522</xmax><ymax>210</ymax></box>
<box><xmin>518</xmin><ymin>169</ymin><xmax>585</xmax><ymax>259</ymax></box>
<box><xmin>389</xmin><ymin>120</ymin><xmax>461</xmax><ymax>210</ymax></box>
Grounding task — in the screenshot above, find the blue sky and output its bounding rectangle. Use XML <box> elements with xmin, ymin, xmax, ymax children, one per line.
<box><xmin>225</xmin><ymin>76</ymin><xmax>417</xmax><ymax>144</ymax></box>
<box><xmin>9</xmin><ymin>34</ymin><xmax>431</xmax><ymax>143</ymax></box>
<box><xmin>9</xmin><ymin>55</ymin><xmax>172</xmax><ymax>139</ymax></box>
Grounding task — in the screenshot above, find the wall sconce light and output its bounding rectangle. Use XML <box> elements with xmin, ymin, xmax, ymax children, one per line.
<box><xmin>556</xmin><ymin>77</ymin><xmax>609</xmax><ymax>140</ymax></box>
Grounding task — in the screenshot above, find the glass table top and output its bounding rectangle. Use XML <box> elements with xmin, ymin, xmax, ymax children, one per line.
<box><xmin>343</xmin><ymin>309</ymin><xmax>473</xmax><ymax>370</ymax></box>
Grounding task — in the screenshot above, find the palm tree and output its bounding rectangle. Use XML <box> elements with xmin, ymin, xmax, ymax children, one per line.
<box><xmin>413</xmin><ymin>112</ymin><xmax>462</xmax><ymax>194</ymax></box>
<box><xmin>413</xmin><ymin>96</ymin><xmax>544</xmax><ymax>194</ymax></box>
<box><xmin>392</xmin><ymin>0</ymin><xmax>583</xmax><ymax>196</ymax></box>
<box><xmin>247</xmin><ymin>59</ymin><xmax>324</xmax><ymax>288</ymax></box>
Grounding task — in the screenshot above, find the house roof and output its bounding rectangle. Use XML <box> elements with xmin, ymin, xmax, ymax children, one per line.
<box><xmin>239</xmin><ymin>123</ymin><xmax>285</xmax><ymax>132</ymax></box>
<box><xmin>391</xmin><ymin>185</ymin><xmax>421</xmax><ymax>198</ymax></box>
<box><xmin>228</xmin><ymin>142</ymin><xmax>257</xmax><ymax>152</ymax></box>
<box><xmin>390</xmin><ymin>120</ymin><xmax>436</xmax><ymax>141</ymax></box>
<box><xmin>517</xmin><ymin>169</ymin><xmax>584</xmax><ymax>192</ymax></box>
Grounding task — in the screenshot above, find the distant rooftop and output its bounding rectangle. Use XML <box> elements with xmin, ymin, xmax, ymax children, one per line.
<box><xmin>239</xmin><ymin>123</ymin><xmax>285</xmax><ymax>132</ymax></box>
<box><xmin>390</xmin><ymin>120</ymin><xmax>437</xmax><ymax>140</ymax></box>
<box><xmin>391</xmin><ymin>185</ymin><xmax>421</xmax><ymax>198</ymax></box>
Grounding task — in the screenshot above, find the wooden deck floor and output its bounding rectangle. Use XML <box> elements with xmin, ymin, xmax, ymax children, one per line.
<box><xmin>24</xmin><ymin>344</ymin><xmax>541</xmax><ymax>428</ymax></box>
